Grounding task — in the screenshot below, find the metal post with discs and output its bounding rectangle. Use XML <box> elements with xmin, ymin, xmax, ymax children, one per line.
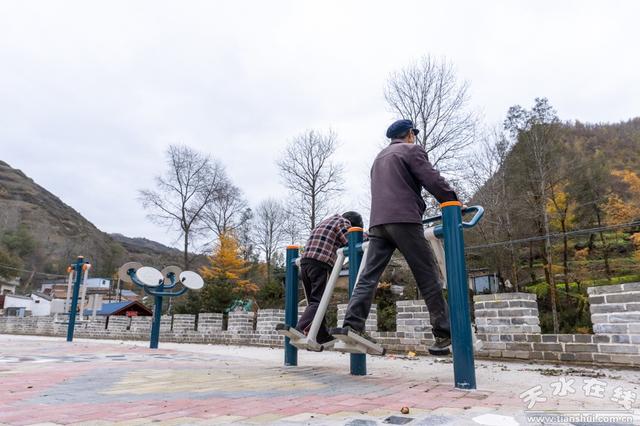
<box><xmin>117</xmin><ymin>262</ymin><xmax>204</xmax><ymax>349</ymax></box>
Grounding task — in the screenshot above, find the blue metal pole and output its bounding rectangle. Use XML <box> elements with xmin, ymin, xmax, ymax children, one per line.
<box><xmin>284</xmin><ymin>245</ymin><xmax>299</xmax><ymax>366</ymax></box>
<box><xmin>149</xmin><ymin>283</ymin><xmax>164</xmax><ymax>349</ymax></box>
<box><xmin>441</xmin><ymin>201</ymin><xmax>476</xmax><ymax>390</ymax></box>
<box><xmin>347</xmin><ymin>228</ymin><xmax>366</xmax><ymax>376</ymax></box>
<box><xmin>66</xmin><ymin>256</ymin><xmax>85</xmax><ymax>342</ymax></box>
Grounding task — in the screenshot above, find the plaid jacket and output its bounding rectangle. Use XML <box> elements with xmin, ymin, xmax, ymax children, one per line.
<box><xmin>302</xmin><ymin>214</ymin><xmax>352</xmax><ymax>266</ymax></box>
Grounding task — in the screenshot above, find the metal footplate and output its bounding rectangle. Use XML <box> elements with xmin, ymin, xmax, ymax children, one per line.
<box><xmin>275</xmin><ymin>324</ymin><xmax>330</xmax><ymax>352</ymax></box>
<box><xmin>332</xmin><ymin>329</ymin><xmax>385</xmax><ymax>356</ymax></box>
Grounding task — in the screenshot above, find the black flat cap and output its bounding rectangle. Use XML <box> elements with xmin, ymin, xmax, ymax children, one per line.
<box><xmin>386</xmin><ymin>119</ymin><xmax>420</xmax><ymax>139</ymax></box>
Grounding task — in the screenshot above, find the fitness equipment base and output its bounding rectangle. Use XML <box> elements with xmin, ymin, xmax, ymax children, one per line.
<box><xmin>275</xmin><ymin>324</ymin><xmax>334</xmax><ymax>352</ymax></box>
<box><xmin>332</xmin><ymin>328</ymin><xmax>385</xmax><ymax>355</ymax></box>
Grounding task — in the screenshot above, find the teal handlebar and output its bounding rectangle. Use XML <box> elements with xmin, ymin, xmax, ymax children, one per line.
<box><xmin>422</xmin><ymin>205</ymin><xmax>485</xmax><ymax>230</ymax></box>
<box><xmin>461</xmin><ymin>206</ymin><xmax>484</xmax><ymax>229</ymax></box>
<box><xmin>423</xmin><ymin>213</ymin><xmax>444</xmax><ymax>225</ymax></box>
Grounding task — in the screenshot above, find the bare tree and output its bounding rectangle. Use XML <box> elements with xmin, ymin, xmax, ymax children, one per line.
<box><xmin>253</xmin><ymin>199</ymin><xmax>287</xmax><ymax>284</ymax></box>
<box><xmin>139</xmin><ymin>145</ymin><xmax>225</xmax><ymax>269</ymax></box>
<box><xmin>203</xmin><ymin>179</ymin><xmax>249</xmax><ymax>238</ymax></box>
<box><xmin>282</xmin><ymin>201</ymin><xmax>303</xmax><ymax>245</ymax></box>
<box><xmin>384</xmin><ymin>55</ymin><xmax>478</xmax><ymax>174</ymax></box>
<box><xmin>277</xmin><ymin>130</ymin><xmax>344</xmax><ymax>231</ymax></box>
<box><xmin>505</xmin><ymin>98</ymin><xmax>562</xmax><ymax>333</ymax></box>
<box><xmin>236</xmin><ymin>208</ymin><xmax>256</xmax><ymax>261</ymax></box>
<box><xmin>467</xmin><ymin>128</ymin><xmax>520</xmax><ymax>290</ymax></box>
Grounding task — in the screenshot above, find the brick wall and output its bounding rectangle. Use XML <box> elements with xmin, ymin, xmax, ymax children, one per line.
<box><xmin>474</xmin><ymin>287</ymin><xmax>640</xmax><ymax>367</ymax></box>
<box><xmin>130</xmin><ymin>317</ymin><xmax>151</xmax><ymax>334</ymax></box>
<box><xmin>256</xmin><ymin>309</ymin><xmax>284</xmax><ymax>333</ymax></box>
<box><xmin>589</xmin><ymin>282</ymin><xmax>640</xmax><ymax>340</ymax></box>
<box><xmin>172</xmin><ymin>314</ymin><xmax>196</xmax><ymax>333</ymax></box>
<box><xmin>587</xmin><ymin>282</ymin><xmax>640</xmax><ymax>364</ymax></box>
<box><xmin>198</xmin><ymin>313</ymin><xmax>223</xmax><ymax>333</ymax></box>
<box><xmin>336</xmin><ymin>303</ymin><xmax>377</xmax><ymax>332</ymax></box>
<box><xmin>228</xmin><ymin>311</ymin><xmax>254</xmax><ymax>333</ymax></box>
<box><xmin>475</xmin><ymin>292</ymin><xmax>541</xmax><ymax>336</ymax></box>
<box><xmin>160</xmin><ymin>315</ymin><xmax>172</xmax><ymax>334</ymax></box>
<box><xmin>255</xmin><ymin>309</ymin><xmax>285</xmax><ymax>346</ymax></box>
<box><xmin>369</xmin><ymin>300</ymin><xmax>436</xmax><ymax>353</ymax></box>
<box><xmin>2</xmin><ymin>285</ymin><xmax>639</xmax><ymax>367</ymax></box>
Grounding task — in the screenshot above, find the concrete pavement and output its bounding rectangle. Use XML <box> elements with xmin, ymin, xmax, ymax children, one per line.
<box><xmin>0</xmin><ymin>335</ymin><xmax>638</xmax><ymax>425</ymax></box>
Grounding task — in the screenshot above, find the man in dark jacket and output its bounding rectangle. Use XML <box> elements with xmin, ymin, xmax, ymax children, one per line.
<box><xmin>331</xmin><ymin>119</ymin><xmax>458</xmax><ymax>355</ymax></box>
<box><xmin>296</xmin><ymin>211</ymin><xmax>363</xmax><ymax>348</ymax></box>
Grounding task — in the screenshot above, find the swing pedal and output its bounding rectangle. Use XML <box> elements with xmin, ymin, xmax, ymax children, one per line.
<box><xmin>276</xmin><ymin>323</ymin><xmax>305</xmax><ymax>339</ymax></box>
<box><xmin>330</xmin><ymin>328</ymin><xmax>385</xmax><ymax>356</ymax></box>
<box><xmin>275</xmin><ymin>324</ymin><xmax>323</xmax><ymax>352</ymax></box>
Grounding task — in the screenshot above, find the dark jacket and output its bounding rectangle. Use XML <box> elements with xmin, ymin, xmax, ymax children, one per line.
<box><xmin>369</xmin><ymin>141</ymin><xmax>458</xmax><ymax>228</ymax></box>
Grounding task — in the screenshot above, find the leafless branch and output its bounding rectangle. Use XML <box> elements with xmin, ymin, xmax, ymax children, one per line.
<box><xmin>253</xmin><ymin>198</ymin><xmax>288</xmax><ymax>283</ymax></box>
<box><xmin>277</xmin><ymin>129</ymin><xmax>344</xmax><ymax>231</ymax></box>
<box><xmin>138</xmin><ymin>144</ymin><xmax>227</xmax><ymax>269</ymax></box>
<box><xmin>384</xmin><ymin>55</ymin><xmax>478</xmax><ymax>174</ymax></box>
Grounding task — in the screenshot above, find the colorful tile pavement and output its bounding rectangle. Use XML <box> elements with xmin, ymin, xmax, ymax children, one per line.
<box><xmin>1</xmin><ymin>335</ymin><xmax>639</xmax><ymax>425</ymax></box>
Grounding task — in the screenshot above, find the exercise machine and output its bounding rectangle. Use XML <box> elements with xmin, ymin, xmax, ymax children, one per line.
<box><xmin>279</xmin><ymin>203</ymin><xmax>484</xmax><ymax>388</ymax></box>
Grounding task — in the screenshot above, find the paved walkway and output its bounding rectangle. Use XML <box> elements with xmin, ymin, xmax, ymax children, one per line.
<box><xmin>0</xmin><ymin>335</ymin><xmax>639</xmax><ymax>425</ymax></box>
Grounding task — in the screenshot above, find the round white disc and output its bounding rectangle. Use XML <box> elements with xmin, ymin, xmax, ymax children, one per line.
<box><xmin>180</xmin><ymin>271</ymin><xmax>204</xmax><ymax>290</ymax></box>
<box><xmin>136</xmin><ymin>266</ymin><xmax>163</xmax><ymax>287</ymax></box>
<box><xmin>161</xmin><ymin>265</ymin><xmax>183</xmax><ymax>285</ymax></box>
<box><xmin>117</xmin><ymin>262</ymin><xmax>143</xmax><ymax>284</ymax></box>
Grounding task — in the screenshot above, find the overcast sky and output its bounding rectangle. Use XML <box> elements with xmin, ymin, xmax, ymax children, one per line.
<box><xmin>1</xmin><ymin>1</ymin><xmax>639</xmax><ymax>248</ymax></box>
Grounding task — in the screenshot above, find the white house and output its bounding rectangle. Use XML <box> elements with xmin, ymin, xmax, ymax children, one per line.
<box><xmin>30</xmin><ymin>292</ymin><xmax>54</xmax><ymax>316</ymax></box>
<box><xmin>0</xmin><ymin>278</ymin><xmax>19</xmax><ymax>295</ymax></box>
<box><xmin>1</xmin><ymin>292</ymin><xmax>64</xmax><ymax>316</ymax></box>
<box><xmin>39</xmin><ymin>277</ymin><xmax>112</xmax><ymax>300</ymax></box>
<box><xmin>2</xmin><ymin>294</ymin><xmax>32</xmax><ymax>316</ymax></box>
<box><xmin>85</xmin><ymin>278</ymin><xmax>111</xmax><ymax>289</ymax></box>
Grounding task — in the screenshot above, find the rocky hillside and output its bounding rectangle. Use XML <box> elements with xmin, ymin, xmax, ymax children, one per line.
<box><xmin>0</xmin><ymin>160</ymin><xmax>183</xmax><ymax>282</ymax></box>
<box><xmin>110</xmin><ymin>233</ymin><xmax>185</xmax><ymax>267</ymax></box>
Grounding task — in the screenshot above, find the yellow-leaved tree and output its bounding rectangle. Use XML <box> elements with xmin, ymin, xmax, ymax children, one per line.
<box><xmin>603</xmin><ymin>170</ymin><xmax>640</xmax><ymax>284</ymax></box>
<box><xmin>631</xmin><ymin>233</ymin><xmax>640</xmax><ymax>263</ymax></box>
<box><xmin>606</xmin><ymin>170</ymin><xmax>640</xmax><ymax>224</ymax></box>
<box><xmin>199</xmin><ymin>232</ymin><xmax>259</xmax><ymax>312</ymax></box>
<box><xmin>547</xmin><ymin>182</ymin><xmax>576</xmax><ymax>292</ymax></box>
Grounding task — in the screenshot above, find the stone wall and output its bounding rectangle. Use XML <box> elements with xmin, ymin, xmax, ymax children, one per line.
<box><xmin>255</xmin><ymin>309</ymin><xmax>284</xmax><ymax>347</ymax></box>
<box><xmin>371</xmin><ymin>300</ymin><xmax>436</xmax><ymax>353</ymax></box>
<box><xmin>336</xmin><ymin>303</ymin><xmax>377</xmax><ymax>332</ymax></box>
<box><xmin>2</xmin><ymin>283</ymin><xmax>640</xmax><ymax>367</ymax></box>
<box><xmin>198</xmin><ymin>313</ymin><xmax>223</xmax><ymax>333</ymax></box>
<box><xmin>475</xmin><ymin>292</ymin><xmax>541</xmax><ymax>336</ymax></box>
<box><xmin>474</xmin><ymin>286</ymin><xmax>640</xmax><ymax>367</ymax></box>
<box><xmin>589</xmin><ymin>282</ymin><xmax>640</xmax><ymax>340</ymax></box>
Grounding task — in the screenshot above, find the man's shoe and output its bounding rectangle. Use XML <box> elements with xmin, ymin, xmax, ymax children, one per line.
<box><xmin>329</xmin><ymin>326</ymin><xmax>347</xmax><ymax>337</ymax></box>
<box><xmin>428</xmin><ymin>336</ymin><xmax>451</xmax><ymax>356</ymax></box>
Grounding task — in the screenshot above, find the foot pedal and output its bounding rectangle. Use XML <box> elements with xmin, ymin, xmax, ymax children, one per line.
<box><xmin>276</xmin><ymin>324</ymin><xmax>305</xmax><ymax>340</ymax></box>
<box><xmin>332</xmin><ymin>329</ymin><xmax>385</xmax><ymax>356</ymax></box>
<box><xmin>275</xmin><ymin>324</ymin><xmax>323</xmax><ymax>352</ymax></box>
<box><xmin>320</xmin><ymin>339</ymin><xmax>337</xmax><ymax>350</ymax></box>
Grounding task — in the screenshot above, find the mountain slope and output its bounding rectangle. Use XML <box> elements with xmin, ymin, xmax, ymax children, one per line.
<box><xmin>0</xmin><ymin>160</ymin><xmax>183</xmax><ymax>280</ymax></box>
